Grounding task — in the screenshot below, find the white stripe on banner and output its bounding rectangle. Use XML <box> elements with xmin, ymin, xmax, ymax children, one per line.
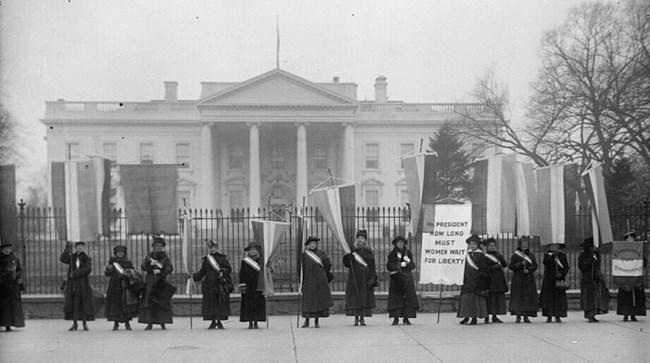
<box><xmin>514</xmin><ymin>162</ymin><xmax>530</xmax><ymax>235</ymax></box>
<box><xmin>325</xmin><ymin>188</ymin><xmax>349</xmax><ymax>253</ymax></box>
<box><xmin>93</xmin><ymin>157</ymin><xmax>105</xmax><ymax>234</ymax></box>
<box><xmin>612</xmin><ymin>259</ymin><xmax>643</xmax><ymax>277</ymax></box>
<box><xmin>550</xmin><ymin>165</ymin><xmax>565</xmax><ymax>244</ymax></box>
<box><xmin>403</xmin><ymin>154</ymin><xmax>425</xmax><ymax>235</ymax></box>
<box><xmin>486</xmin><ymin>156</ymin><xmax>502</xmax><ymax>235</ymax></box>
<box><xmin>67</xmin><ymin>162</ymin><xmax>81</xmax><ymax>241</ymax></box>
<box><xmin>587</xmin><ymin>165</ymin><xmax>613</xmax><ymax>245</ymax></box>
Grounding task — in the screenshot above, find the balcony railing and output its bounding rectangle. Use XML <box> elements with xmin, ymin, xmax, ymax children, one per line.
<box><xmin>359</xmin><ymin>103</ymin><xmax>488</xmax><ymax>114</ymax></box>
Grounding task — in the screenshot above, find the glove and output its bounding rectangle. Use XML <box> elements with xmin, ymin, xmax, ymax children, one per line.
<box><xmin>400</xmin><ymin>261</ymin><xmax>407</xmax><ymax>267</ymax></box>
<box><xmin>403</xmin><ymin>256</ymin><xmax>411</xmax><ymax>263</ymax></box>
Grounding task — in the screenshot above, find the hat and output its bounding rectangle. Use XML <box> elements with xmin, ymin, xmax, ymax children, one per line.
<box><xmin>466</xmin><ymin>234</ymin><xmax>482</xmax><ymax>244</ymax></box>
<box><xmin>305</xmin><ymin>236</ymin><xmax>320</xmax><ymax>246</ymax></box>
<box><xmin>152</xmin><ymin>235</ymin><xmax>166</xmax><ymax>247</ymax></box>
<box><xmin>517</xmin><ymin>235</ymin><xmax>532</xmax><ymax>246</ymax></box>
<box><xmin>581</xmin><ymin>237</ymin><xmax>594</xmax><ymax>248</ymax></box>
<box><xmin>484</xmin><ymin>237</ymin><xmax>497</xmax><ymax>245</ymax></box>
<box><xmin>624</xmin><ymin>232</ymin><xmax>637</xmax><ymax>240</ymax></box>
<box><xmin>356</xmin><ymin>230</ymin><xmax>368</xmax><ymax>239</ymax></box>
<box><xmin>392</xmin><ymin>235</ymin><xmax>408</xmax><ymax>245</ymax></box>
<box><xmin>74</xmin><ymin>241</ymin><xmax>86</xmax><ymax>247</ymax></box>
<box><xmin>244</xmin><ymin>242</ymin><xmax>261</xmax><ymax>251</ymax></box>
<box><xmin>0</xmin><ymin>242</ymin><xmax>12</xmax><ymax>248</ymax></box>
<box><xmin>113</xmin><ymin>245</ymin><xmax>127</xmax><ymax>253</ymax></box>
<box><xmin>206</xmin><ymin>239</ymin><xmax>218</xmax><ymax>248</ymax></box>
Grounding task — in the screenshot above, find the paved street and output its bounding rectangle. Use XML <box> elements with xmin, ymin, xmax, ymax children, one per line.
<box><xmin>2</xmin><ymin>313</ymin><xmax>649</xmax><ymax>363</ymax></box>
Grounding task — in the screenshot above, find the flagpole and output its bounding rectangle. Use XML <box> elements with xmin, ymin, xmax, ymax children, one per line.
<box><xmin>297</xmin><ymin>196</ymin><xmax>306</xmax><ymax>328</ymax></box>
<box><xmin>183</xmin><ymin>198</ymin><xmax>193</xmax><ymax>330</ymax></box>
<box><xmin>437</xmin><ymin>284</ymin><xmax>443</xmax><ymax>324</ymax></box>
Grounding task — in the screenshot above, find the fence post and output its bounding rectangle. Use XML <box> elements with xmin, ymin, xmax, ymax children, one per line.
<box><xmin>18</xmin><ymin>199</ymin><xmax>26</xmax><ymax>289</ymax></box>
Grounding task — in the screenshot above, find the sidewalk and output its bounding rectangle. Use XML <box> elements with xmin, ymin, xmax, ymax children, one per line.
<box><xmin>1</xmin><ymin>313</ymin><xmax>649</xmax><ymax>363</ymax></box>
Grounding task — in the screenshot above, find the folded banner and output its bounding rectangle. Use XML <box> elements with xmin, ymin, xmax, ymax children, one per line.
<box><xmin>419</xmin><ymin>204</ymin><xmax>472</xmax><ymax>285</ymax></box>
<box><xmin>51</xmin><ymin>158</ymin><xmax>111</xmax><ymax>241</ymax></box>
<box><xmin>181</xmin><ymin>208</ymin><xmax>191</xmax><ymax>276</ymax></box>
<box><xmin>120</xmin><ymin>164</ymin><xmax>178</xmax><ymax>234</ymax></box>
<box><xmin>612</xmin><ymin>241</ymin><xmax>644</xmax><ymax>290</ymax></box>
<box><xmin>471</xmin><ymin>154</ymin><xmax>517</xmax><ymax>235</ymax></box>
<box><xmin>534</xmin><ymin>163</ymin><xmax>579</xmax><ymax>245</ymax></box>
<box><xmin>295</xmin><ymin>212</ymin><xmax>309</xmax><ymax>294</ymax></box>
<box><xmin>582</xmin><ymin>164</ymin><xmax>613</xmax><ymax>246</ymax></box>
<box><xmin>513</xmin><ymin>161</ymin><xmax>536</xmax><ymax>236</ymax></box>
<box><xmin>0</xmin><ymin>165</ymin><xmax>17</xmax><ymax>245</ymax></box>
<box><xmin>310</xmin><ymin>184</ymin><xmax>356</xmax><ymax>253</ymax></box>
<box><xmin>402</xmin><ymin>153</ymin><xmax>438</xmax><ymax>235</ymax></box>
<box><xmin>250</xmin><ymin>219</ymin><xmax>290</xmax><ymax>296</ymax></box>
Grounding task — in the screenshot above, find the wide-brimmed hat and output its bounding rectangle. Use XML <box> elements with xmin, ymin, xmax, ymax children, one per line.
<box><xmin>113</xmin><ymin>245</ymin><xmax>127</xmax><ymax>253</ymax></box>
<box><xmin>466</xmin><ymin>234</ymin><xmax>482</xmax><ymax>244</ymax></box>
<box><xmin>244</xmin><ymin>242</ymin><xmax>261</xmax><ymax>251</ymax></box>
<box><xmin>206</xmin><ymin>239</ymin><xmax>218</xmax><ymax>248</ymax></box>
<box><xmin>152</xmin><ymin>235</ymin><xmax>166</xmax><ymax>247</ymax></box>
<box><xmin>392</xmin><ymin>235</ymin><xmax>408</xmax><ymax>245</ymax></box>
<box><xmin>484</xmin><ymin>237</ymin><xmax>497</xmax><ymax>246</ymax></box>
<box><xmin>0</xmin><ymin>237</ymin><xmax>12</xmax><ymax>249</ymax></box>
<box><xmin>624</xmin><ymin>232</ymin><xmax>637</xmax><ymax>240</ymax></box>
<box><xmin>74</xmin><ymin>241</ymin><xmax>86</xmax><ymax>247</ymax></box>
<box><xmin>305</xmin><ymin>236</ymin><xmax>320</xmax><ymax>246</ymax></box>
<box><xmin>356</xmin><ymin>230</ymin><xmax>368</xmax><ymax>239</ymax></box>
<box><xmin>517</xmin><ymin>235</ymin><xmax>533</xmax><ymax>246</ymax></box>
<box><xmin>581</xmin><ymin>237</ymin><xmax>594</xmax><ymax>248</ymax></box>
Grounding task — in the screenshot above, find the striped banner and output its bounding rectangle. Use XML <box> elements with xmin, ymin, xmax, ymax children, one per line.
<box><xmin>612</xmin><ymin>241</ymin><xmax>644</xmax><ymax>289</ymax></box>
<box><xmin>534</xmin><ymin>163</ymin><xmax>579</xmax><ymax>245</ymax></box>
<box><xmin>310</xmin><ymin>184</ymin><xmax>356</xmax><ymax>253</ymax></box>
<box><xmin>582</xmin><ymin>163</ymin><xmax>613</xmax><ymax>246</ymax></box>
<box><xmin>402</xmin><ymin>153</ymin><xmax>438</xmax><ymax>235</ymax></box>
<box><xmin>251</xmin><ymin>219</ymin><xmax>290</xmax><ymax>296</ymax></box>
<box><xmin>0</xmin><ymin>165</ymin><xmax>17</xmax><ymax>246</ymax></box>
<box><xmin>471</xmin><ymin>154</ymin><xmax>517</xmax><ymax>235</ymax></box>
<box><xmin>51</xmin><ymin>158</ymin><xmax>111</xmax><ymax>242</ymax></box>
<box><xmin>514</xmin><ymin>161</ymin><xmax>536</xmax><ymax>236</ymax></box>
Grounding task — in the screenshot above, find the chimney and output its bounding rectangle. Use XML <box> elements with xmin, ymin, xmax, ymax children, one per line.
<box><xmin>164</xmin><ymin>81</ymin><xmax>178</xmax><ymax>102</ymax></box>
<box><xmin>333</xmin><ymin>76</ymin><xmax>339</xmax><ymax>83</ymax></box>
<box><xmin>374</xmin><ymin>75</ymin><xmax>387</xmax><ymax>103</ymax></box>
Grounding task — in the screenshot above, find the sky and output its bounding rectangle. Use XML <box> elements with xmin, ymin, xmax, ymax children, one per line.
<box><xmin>0</xmin><ymin>0</ymin><xmax>614</xmax><ymax>195</ymax></box>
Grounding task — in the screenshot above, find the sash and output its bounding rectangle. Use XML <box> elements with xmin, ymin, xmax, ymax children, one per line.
<box><xmin>466</xmin><ymin>252</ymin><xmax>479</xmax><ymax>270</ymax></box>
<box><xmin>352</xmin><ymin>252</ymin><xmax>368</xmax><ymax>268</ymax></box>
<box><xmin>113</xmin><ymin>261</ymin><xmax>125</xmax><ymax>275</ymax></box>
<box><xmin>484</xmin><ymin>252</ymin><xmax>499</xmax><ymax>264</ymax></box>
<box><xmin>243</xmin><ymin>256</ymin><xmax>261</xmax><ymax>272</ymax></box>
<box><xmin>149</xmin><ymin>257</ymin><xmax>163</xmax><ymax>269</ymax></box>
<box><xmin>514</xmin><ymin>250</ymin><xmax>533</xmax><ymax>265</ymax></box>
<box><xmin>304</xmin><ymin>250</ymin><xmax>324</xmax><ymax>267</ymax></box>
<box><xmin>206</xmin><ymin>254</ymin><xmax>221</xmax><ymax>272</ymax></box>
<box><xmin>555</xmin><ymin>256</ymin><xmax>564</xmax><ymax>270</ymax></box>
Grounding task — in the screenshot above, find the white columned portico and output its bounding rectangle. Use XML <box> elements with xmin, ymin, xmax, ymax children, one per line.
<box><xmin>200</xmin><ymin>122</ymin><xmax>215</xmax><ymax>209</ymax></box>
<box><xmin>248</xmin><ymin>123</ymin><xmax>261</xmax><ymax>212</ymax></box>
<box><xmin>296</xmin><ymin>123</ymin><xmax>308</xmax><ymax>203</ymax></box>
<box><xmin>342</xmin><ymin>122</ymin><xmax>355</xmax><ymax>182</ymax></box>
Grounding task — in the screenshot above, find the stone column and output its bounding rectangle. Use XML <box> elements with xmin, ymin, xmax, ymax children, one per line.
<box><xmin>248</xmin><ymin>123</ymin><xmax>261</xmax><ymax>213</ymax></box>
<box><xmin>342</xmin><ymin>122</ymin><xmax>355</xmax><ymax>182</ymax></box>
<box><xmin>296</xmin><ymin>123</ymin><xmax>308</xmax><ymax>203</ymax></box>
<box><xmin>200</xmin><ymin>123</ymin><xmax>215</xmax><ymax>209</ymax></box>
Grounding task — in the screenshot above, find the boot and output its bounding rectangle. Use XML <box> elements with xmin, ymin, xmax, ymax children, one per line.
<box><xmin>484</xmin><ymin>317</ymin><xmax>490</xmax><ymax>324</ymax></box>
<box><xmin>392</xmin><ymin>317</ymin><xmax>399</xmax><ymax>326</ymax></box>
<box><xmin>546</xmin><ymin>317</ymin><xmax>552</xmax><ymax>323</ymax></box>
<box><xmin>248</xmin><ymin>322</ymin><xmax>254</xmax><ymax>329</ymax></box>
<box><xmin>515</xmin><ymin>316</ymin><xmax>521</xmax><ymax>323</ymax></box>
<box><xmin>208</xmin><ymin>320</ymin><xmax>217</xmax><ymax>330</ymax></box>
<box><xmin>523</xmin><ymin>317</ymin><xmax>531</xmax><ymax>323</ymax></box>
<box><xmin>359</xmin><ymin>317</ymin><xmax>366</xmax><ymax>326</ymax></box>
<box><xmin>5</xmin><ymin>326</ymin><xmax>11</xmax><ymax>332</ymax></box>
<box><xmin>82</xmin><ymin>321</ymin><xmax>88</xmax><ymax>331</ymax></box>
<box><xmin>302</xmin><ymin>318</ymin><xmax>310</xmax><ymax>328</ymax></box>
<box><xmin>403</xmin><ymin>318</ymin><xmax>411</xmax><ymax>325</ymax></box>
<box><xmin>314</xmin><ymin>318</ymin><xmax>319</xmax><ymax>328</ymax></box>
<box><xmin>631</xmin><ymin>315</ymin><xmax>638</xmax><ymax>322</ymax></box>
<box><xmin>161</xmin><ymin>324</ymin><xmax>166</xmax><ymax>330</ymax></box>
<box><xmin>459</xmin><ymin>317</ymin><xmax>469</xmax><ymax>325</ymax></box>
<box><xmin>555</xmin><ymin>317</ymin><xmax>562</xmax><ymax>323</ymax></box>
<box><xmin>492</xmin><ymin>316</ymin><xmax>503</xmax><ymax>323</ymax></box>
<box><xmin>588</xmin><ymin>317</ymin><xmax>598</xmax><ymax>323</ymax></box>
<box><xmin>354</xmin><ymin>316</ymin><xmax>359</xmax><ymax>326</ymax></box>
<box><xmin>145</xmin><ymin>324</ymin><xmax>153</xmax><ymax>330</ymax></box>
<box><xmin>113</xmin><ymin>322</ymin><xmax>119</xmax><ymax>331</ymax></box>
<box><xmin>253</xmin><ymin>321</ymin><xmax>259</xmax><ymax>329</ymax></box>
<box><xmin>468</xmin><ymin>318</ymin><xmax>477</xmax><ymax>325</ymax></box>
<box><xmin>623</xmin><ymin>315</ymin><xmax>629</xmax><ymax>322</ymax></box>
<box><xmin>68</xmin><ymin>322</ymin><xmax>78</xmax><ymax>331</ymax></box>
<box><xmin>125</xmin><ymin>322</ymin><xmax>132</xmax><ymax>330</ymax></box>
<box><xmin>216</xmin><ymin>320</ymin><xmax>224</xmax><ymax>329</ymax></box>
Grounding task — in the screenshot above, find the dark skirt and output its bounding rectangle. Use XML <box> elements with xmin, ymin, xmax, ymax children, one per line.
<box><xmin>616</xmin><ymin>288</ymin><xmax>646</xmax><ymax>316</ymax></box>
<box><xmin>345</xmin><ymin>308</ymin><xmax>373</xmax><ymax>317</ymax></box>
<box><xmin>457</xmin><ymin>292</ymin><xmax>487</xmax><ymax>318</ymax></box>
<box><xmin>302</xmin><ymin>309</ymin><xmax>330</xmax><ymax>318</ymax></box>
<box><xmin>388</xmin><ymin>307</ymin><xmax>417</xmax><ymax>319</ymax></box>
<box><xmin>539</xmin><ymin>284</ymin><xmax>568</xmax><ymax>318</ymax></box>
<box><xmin>240</xmin><ymin>291</ymin><xmax>266</xmax><ymax>322</ymax></box>
<box><xmin>487</xmin><ymin>292</ymin><xmax>506</xmax><ymax>315</ymax></box>
<box><xmin>581</xmin><ymin>280</ymin><xmax>609</xmax><ymax>318</ymax></box>
<box><xmin>0</xmin><ymin>285</ymin><xmax>25</xmax><ymax>328</ymax></box>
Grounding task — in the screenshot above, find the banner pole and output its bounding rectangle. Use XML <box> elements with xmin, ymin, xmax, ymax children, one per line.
<box><xmin>437</xmin><ymin>284</ymin><xmax>443</xmax><ymax>324</ymax></box>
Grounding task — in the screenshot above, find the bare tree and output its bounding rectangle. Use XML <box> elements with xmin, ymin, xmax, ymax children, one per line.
<box><xmin>0</xmin><ymin>103</ymin><xmax>19</xmax><ymax>164</ymax></box>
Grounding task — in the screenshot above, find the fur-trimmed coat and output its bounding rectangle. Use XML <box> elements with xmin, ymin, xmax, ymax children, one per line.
<box><xmin>60</xmin><ymin>248</ymin><xmax>95</xmax><ymax>321</ymax></box>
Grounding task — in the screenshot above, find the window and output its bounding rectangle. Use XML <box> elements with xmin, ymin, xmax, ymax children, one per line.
<box><xmin>365</xmin><ymin>143</ymin><xmax>379</xmax><ymax>169</ymax></box>
<box><xmin>228</xmin><ymin>144</ymin><xmax>243</xmax><ymax>170</ymax></box>
<box><xmin>176</xmin><ymin>143</ymin><xmax>190</xmax><ymax>168</ymax></box>
<box><xmin>230</xmin><ymin>190</ymin><xmax>245</xmax><ymax>219</ymax></box>
<box><xmin>312</xmin><ymin>144</ymin><xmax>328</xmax><ymax>170</ymax></box>
<box><xmin>400</xmin><ymin>143</ymin><xmax>414</xmax><ymax>168</ymax></box>
<box><xmin>271</xmin><ymin>144</ymin><xmax>285</xmax><ymax>170</ymax></box>
<box><xmin>178</xmin><ymin>191</ymin><xmax>191</xmax><ymax>209</ymax></box>
<box><xmin>140</xmin><ymin>143</ymin><xmax>154</xmax><ymax>164</ymax></box>
<box><xmin>400</xmin><ymin>189</ymin><xmax>409</xmax><ymax>206</ymax></box>
<box><xmin>66</xmin><ymin>143</ymin><xmax>80</xmax><ymax>160</ymax></box>
<box><xmin>103</xmin><ymin>143</ymin><xmax>117</xmax><ymax>166</ymax></box>
<box><xmin>365</xmin><ymin>189</ymin><xmax>380</xmax><ymax>222</ymax></box>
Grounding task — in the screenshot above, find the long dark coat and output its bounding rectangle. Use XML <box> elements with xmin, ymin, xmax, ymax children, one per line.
<box><xmin>539</xmin><ymin>251</ymin><xmax>569</xmax><ymax>317</ymax></box>
<box><xmin>343</xmin><ymin>246</ymin><xmax>377</xmax><ymax>316</ymax></box>
<box><xmin>508</xmin><ymin>249</ymin><xmax>539</xmax><ymax>316</ymax></box>
<box><xmin>193</xmin><ymin>252</ymin><xmax>232</xmax><ymax>320</ymax></box>
<box><xmin>457</xmin><ymin>250</ymin><xmax>489</xmax><ymax>318</ymax></box>
<box><xmin>484</xmin><ymin>251</ymin><xmax>508</xmax><ymax>293</ymax></box>
<box><xmin>104</xmin><ymin>256</ymin><xmax>138</xmax><ymax>322</ymax></box>
<box><xmin>386</xmin><ymin>247</ymin><xmax>419</xmax><ymax>315</ymax></box>
<box><xmin>578</xmin><ymin>249</ymin><xmax>609</xmax><ymax>317</ymax></box>
<box><xmin>0</xmin><ymin>252</ymin><xmax>25</xmax><ymax>328</ymax></box>
<box><xmin>60</xmin><ymin>249</ymin><xmax>95</xmax><ymax>321</ymax></box>
<box><xmin>239</xmin><ymin>257</ymin><xmax>266</xmax><ymax>322</ymax></box>
<box><xmin>138</xmin><ymin>251</ymin><xmax>174</xmax><ymax>324</ymax></box>
<box><xmin>301</xmin><ymin>248</ymin><xmax>333</xmax><ymax>317</ymax></box>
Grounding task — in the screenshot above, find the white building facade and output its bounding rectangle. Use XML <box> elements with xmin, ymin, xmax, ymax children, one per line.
<box><xmin>42</xmin><ymin>69</ymin><xmax>491</xmax><ymax>211</ymax></box>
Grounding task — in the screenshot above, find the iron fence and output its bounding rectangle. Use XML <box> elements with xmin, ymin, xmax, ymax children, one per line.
<box><xmin>14</xmin><ymin>202</ymin><xmax>650</xmax><ymax>295</ymax></box>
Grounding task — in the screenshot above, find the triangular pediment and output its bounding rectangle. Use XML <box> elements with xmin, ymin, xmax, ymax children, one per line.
<box><xmin>198</xmin><ymin>69</ymin><xmax>356</xmax><ymax>107</ymax></box>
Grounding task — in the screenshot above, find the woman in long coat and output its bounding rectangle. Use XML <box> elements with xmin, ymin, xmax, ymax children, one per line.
<box><xmin>509</xmin><ymin>236</ymin><xmax>539</xmax><ymax>323</ymax></box>
<box><xmin>579</xmin><ymin>237</ymin><xmax>609</xmax><ymax>323</ymax></box>
<box><xmin>60</xmin><ymin>241</ymin><xmax>95</xmax><ymax>331</ymax></box>
<box><xmin>483</xmin><ymin>238</ymin><xmax>508</xmax><ymax>323</ymax></box>
<box><xmin>343</xmin><ymin>230</ymin><xmax>377</xmax><ymax>326</ymax></box>
<box><xmin>300</xmin><ymin>236</ymin><xmax>333</xmax><ymax>328</ymax></box>
<box><xmin>539</xmin><ymin>243</ymin><xmax>569</xmax><ymax>323</ymax></box>
<box><xmin>104</xmin><ymin>245</ymin><xmax>138</xmax><ymax>330</ymax></box>
<box><xmin>193</xmin><ymin>240</ymin><xmax>232</xmax><ymax>329</ymax></box>
<box><xmin>458</xmin><ymin>234</ymin><xmax>488</xmax><ymax>325</ymax></box>
<box><xmin>386</xmin><ymin>235</ymin><xmax>419</xmax><ymax>325</ymax></box>
<box><xmin>239</xmin><ymin>242</ymin><xmax>266</xmax><ymax>329</ymax></box>
<box><xmin>139</xmin><ymin>236</ymin><xmax>174</xmax><ymax>330</ymax></box>
<box><xmin>617</xmin><ymin>232</ymin><xmax>646</xmax><ymax>322</ymax></box>
<box><xmin>0</xmin><ymin>242</ymin><xmax>25</xmax><ymax>331</ymax></box>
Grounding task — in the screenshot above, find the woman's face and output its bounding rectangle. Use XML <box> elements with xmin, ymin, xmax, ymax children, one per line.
<box><xmin>468</xmin><ymin>241</ymin><xmax>477</xmax><ymax>251</ymax></box>
<box><xmin>521</xmin><ymin>240</ymin><xmax>529</xmax><ymax>250</ymax></box>
<box><xmin>153</xmin><ymin>243</ymin><xmax>164</xmax><ymax>252</ymax></box>
<box><xmin>75</xmin><ymin>244</ymin><xmax>85</xmax><ymax>253</ymax></box>
<box><xmin>1</xmin><ymin>246</ymin><xmax>11</xmax><ymax>255</ymax></box>
<box><xmin>355</xmin><ymin>236</ymin><xmax>367</xmax><ymax>247</ymax></box>
<box><xmin>487</xmin><ymin>243</ymin><xmax>497</xmax><ymax>252</ymax></box>
<box><xmin>396</xmin><ymin>241</ymin><xmax>405</xmax><ymax>249</ymax></box>
<box><xmin>308</xmin><ymin>241</ymin><xmax>318</xmax><ymax>250</ymax></box>
<box><xmin>116</xmin><ymin>251</ymin><xmax>125</xmax><ymax>258</ymax></box>
<box><xmin>209</xmin><ymin>245</ymin><xmax>219</xmax><ymax>254</ymax></box>
<box><xmin>248</xmin><ymin>247</ymin><xmax>259</xmax><ymax>258</ymax></box>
